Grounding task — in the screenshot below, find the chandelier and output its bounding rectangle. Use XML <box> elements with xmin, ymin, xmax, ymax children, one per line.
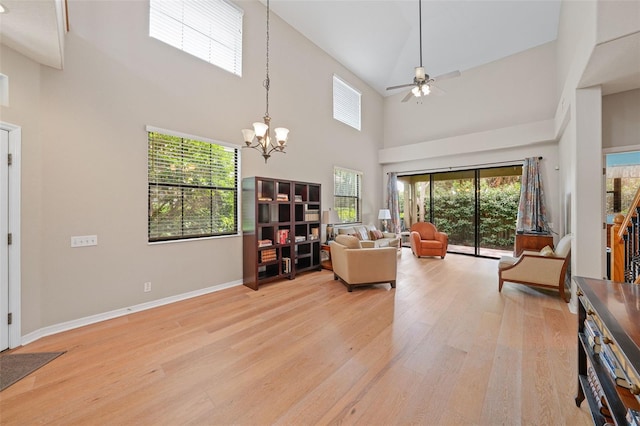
<box><xmin>241</xmin><ymin>0</ymin><xmax>289</xmax><ymax>163</ymax></box>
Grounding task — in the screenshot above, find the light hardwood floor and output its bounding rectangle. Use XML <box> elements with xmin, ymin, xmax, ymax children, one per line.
<box><xmin>0</xmin><ymin>248</ymin><xmax>592</xmax><ymax>425</ymax></box>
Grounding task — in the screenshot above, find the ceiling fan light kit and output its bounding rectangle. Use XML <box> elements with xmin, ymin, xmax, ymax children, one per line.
<box><xmin>386</xmin><ymin>0</ymin><xmax>460</xmax><ymax>103</ymax></box>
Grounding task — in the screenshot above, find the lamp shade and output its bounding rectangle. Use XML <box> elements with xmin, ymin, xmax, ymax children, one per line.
<box><xmin>322</xmin><ymin>209</ymin><xmax>340</xmax><ymax>224</ymax></box>
<box><xmin>378</xmin><ymin>209</ymin><xmax>391</xmax><ymax>220</ymax></box>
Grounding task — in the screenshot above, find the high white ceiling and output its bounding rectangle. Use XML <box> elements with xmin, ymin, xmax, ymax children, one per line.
<box><xmin>267</xmin><ymin>0</ymin><xmax>562</xmax><ymax>95</ymax></box>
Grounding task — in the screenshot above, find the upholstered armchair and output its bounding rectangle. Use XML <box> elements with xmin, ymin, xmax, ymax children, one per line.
<box><xmin>498</xmin><ymin>234</ymin><xmax>572</xmax><ymax>302</ymax></box>
<box><xmin>409</xmin><ymin>222</ymin><xmax>448</xmax><ymax>259</ymax></box>
<box><xmin>329</xmin><ymin>235</ymin><xmax>397</xmax><ymax>292</ymax></box>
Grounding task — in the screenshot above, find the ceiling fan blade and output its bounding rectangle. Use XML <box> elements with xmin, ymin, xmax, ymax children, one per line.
<box><xmin>401</xmin><ymin>90</ymin><xmax>415</xmax><ymax>103</ymax></box>
<box><xmin>429</xmin><ymin>84</ymin><xmax>446</xmax><ymax>96</ymax></box>
<box><xmin>433</xmin><ymin>70</ymin><xmax>461</xmax><ymax>81</ymax></box>
<box><xmin>386</xmin><ymin>83</ymin><xmax>415</xmax><ymax>91</ymax></box>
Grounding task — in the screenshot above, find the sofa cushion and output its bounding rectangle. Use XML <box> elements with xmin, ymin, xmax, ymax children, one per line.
<box><xmin>370</xmin><ymin>229</ymin><xmax>384</xmax><ymax>240</ymax></box>
<box><xmin>354</xmin><ymin>226</ymin><xmax>370</xmax><ymax>241</ymax></box>
<box><xmin>335</xmin><ymin>234</ymin><xmax>362</xmax><ymax>249</ymax></box>
<box><xmin>539</xmin><ymin>245</ymin><xmax>555</xmax><ymax>256</ymax></box>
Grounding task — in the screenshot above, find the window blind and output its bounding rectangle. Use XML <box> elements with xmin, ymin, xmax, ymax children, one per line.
<box><xmin>333</xmin><ymin>75</ymin><xmax>361</xmax><ymax>131</ymax></box>
<box><xmin>334</xmin><ymin>167</ymin><xmax>362</xmax><ymax>223</ymax></box>
<box><xmin>149</xmin><ymin>0</ymin><xmax>243</xmax><ymax>76</ymax></box>
<box><xmin>148</xmin><ymin>128</ymin><xmax>239</xmax><ymax>242</ymax></box>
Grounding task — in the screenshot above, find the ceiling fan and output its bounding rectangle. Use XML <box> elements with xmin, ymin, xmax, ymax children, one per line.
<box><xmin>386</xmin><ymin>0</ymin><xmax>461</xmax><ymax>102</ymax></box>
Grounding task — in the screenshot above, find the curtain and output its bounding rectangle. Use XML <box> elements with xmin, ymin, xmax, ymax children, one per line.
<box><xmin>516</xmin><ymin>157</ymin><xmax>549</xmax><ymax>233</ymax></box>
<box><xmin>387</xmin><ymin>172</ymin><xmax>401</xmax><ymax>234</ymax></box>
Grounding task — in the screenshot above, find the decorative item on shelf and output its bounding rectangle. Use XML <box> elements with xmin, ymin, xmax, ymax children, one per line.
<box><xmin>241</xmin><ymin>0</ymin><xmax>289</xmax><ymax>163</ymax></box>
<box><xmin>378</xmin><ymin>209</ymin><xmax>391</xmax><ymax>232</ymax></box>
<box><xmin>322</xmin><ymin>209</ymin><xmax>340</xmax><ymax>243</ymax></box>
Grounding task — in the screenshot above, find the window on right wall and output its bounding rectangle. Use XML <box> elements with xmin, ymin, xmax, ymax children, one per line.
<box><xmin>333</xmin><ymin>74</ymin><xmax>361</xmax><ymax>131</ymax></box>
<box><xmin>334</xmin><ymin>166</ymin><xmax>362</xmax><ymax>224</ymax></box>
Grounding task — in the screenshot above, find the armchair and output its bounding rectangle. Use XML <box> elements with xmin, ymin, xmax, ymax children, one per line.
<box><xmin>409</xmin><ymin>222</ymin><xmax>448</xmax><ymax>259</ymax></box>
<box><xmin>498</xmin><ymin>234</ymin><xmax>572</xmax><ymax>302</ymax></box>
<box><xmin>329</xmin><ymin>235</ymin><xmax>397</xmax><ymax>292</ymax></box>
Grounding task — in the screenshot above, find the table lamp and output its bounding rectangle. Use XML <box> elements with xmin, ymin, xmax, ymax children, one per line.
<box><xmin>322</xmin><ymin>209</ymin><xmax>340</xmax><ymax>243</ymax></box>
<box><xmin>378</xmin><ymin>209</ymin><xmax>391</xmax><ymax>232</ymax></box>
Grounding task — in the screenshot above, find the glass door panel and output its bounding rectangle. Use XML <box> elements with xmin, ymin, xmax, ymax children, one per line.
<box><xmin>478</xmin><ymin>166</ymin><xmax>522</xmax><ymax>257</ymax></box>
<box><xmin>432</xmin><ymin>170</ymin><xmax>476</xmax><ymax>255</ymax></box>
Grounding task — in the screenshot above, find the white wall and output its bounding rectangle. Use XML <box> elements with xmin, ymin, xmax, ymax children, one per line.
<box><xmin>0</xmin><ymin>0</ymin><xmax>384</xmax><ymax>333</ymax></box>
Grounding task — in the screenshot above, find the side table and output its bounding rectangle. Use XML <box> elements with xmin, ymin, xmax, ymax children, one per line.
<box><xmin>400</xmin><ymin>231</ymin><xmax>411</xmax><ymax>247</ymax></box>
<box><xmin>320</xmin><ymin>244</ymin><xmax>332</xmax><ymax>270</ymax></box>
<box><xmin>514</xmin><ymin>233</ymin><xmax>553</xmax><ymax>257</ymax></box>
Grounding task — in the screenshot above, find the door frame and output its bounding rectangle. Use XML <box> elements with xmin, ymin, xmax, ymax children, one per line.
<box><xmin>1</xmin><ymin>122</ymin><xmax>21</xmax><ymax>349</ymax></box>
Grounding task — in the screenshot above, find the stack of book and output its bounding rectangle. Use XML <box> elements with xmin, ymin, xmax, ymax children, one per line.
<box><xmin>260</xmin><ymin>249</ymin><xmax>277</xmax><ymax>263</ymax></box>
<box><xmin>277</xmin><ymin>193</ymin><xmax>289</xmax><ymax>201</ymax></box>
<box><xmin>294</xmin><ymin>195</ymin><xmax>303</xmax><ymax>202</ymax></box>
<box><xmin>282</xmin><ymin>257</ymin><xmax>291</xmax><ymax>273</ymax></box>
<box><xmin>587</xmin><ymin>361</ymin><xmax>612</xmax><ymax>420</ymax></box>
<box><xmin>258</xmin><ymin>239</ymin><xmax>272</xmax><ymax>247</ymax></box>
<box><xmin>295</xmin><ymin>235</ymin><xmax>306</xmax><ymax>242</ymax></box>
<box><xmin>600</xmin><ymin>341</ymin><xmax>632</xmax><ymax>389</ymax></box>
<box><xmin>584</xmin><ymin>317</ymin><xmax>602</xmax><ymax>353</ymax></box>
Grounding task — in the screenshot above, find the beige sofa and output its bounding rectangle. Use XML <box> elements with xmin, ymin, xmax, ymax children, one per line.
<box><xmin>330</xmin><ymin>235</ymin><xmax>397</xmax><ymax>292</ymax></box>
<box><xmin>335</xmin><ymin>224</ymin><xmax>400</xmax><ymax>248</ymax></box>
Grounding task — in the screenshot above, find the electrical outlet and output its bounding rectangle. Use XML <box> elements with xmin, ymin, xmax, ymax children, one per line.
<box><xmin>71</xmin><ymin>235</ymin><xmax>98</xmax><ymax>247</ymax></box>
<box><xmin>144</xmin><ymin>282</ymin><xmax>152</xmax><ymax>292</ymax></box>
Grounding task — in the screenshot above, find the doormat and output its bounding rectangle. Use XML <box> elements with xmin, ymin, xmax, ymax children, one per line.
<box><xmin>0</xmin><ymin>352</ymin><xmax>65</xmax><ymax>391</ymax></box>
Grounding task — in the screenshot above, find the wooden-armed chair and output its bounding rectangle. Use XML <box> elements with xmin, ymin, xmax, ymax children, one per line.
<box><xmin>409</xmin><ymin>222</ymin><xmax>448</xmax><ymax>259</ymax></box>
<box><xmin>498</xmin><ymin>234</ymin><xmax>572</xmax><ymax>302</ymax></box>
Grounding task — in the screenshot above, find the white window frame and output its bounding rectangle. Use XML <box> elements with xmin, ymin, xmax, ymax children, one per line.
<box><xmin>147</xmin><ymin>125</ymin><xmax>241</xmax><ymax>243</ymax></box>
<box><xmin>149</xmin><ymin>0</ymin><xmax>243</xmax><ymax>76</ymax></box>
<box><xmin>333</xmin><ymin>74</ymin><xmax>361</xmax><ymax>131</ymax></box>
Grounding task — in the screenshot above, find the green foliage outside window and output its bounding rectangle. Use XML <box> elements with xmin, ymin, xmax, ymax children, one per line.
<box><xmin>148</xmin><ymin>131</ymin><xmax>238</xmax><ymax>242</ymax></box>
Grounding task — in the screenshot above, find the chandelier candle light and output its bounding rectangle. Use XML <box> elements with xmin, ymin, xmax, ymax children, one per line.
<box><xmin>242</xmin><ymin>0</ymin><xmax>289</xmax><ymax>163</ymax></box>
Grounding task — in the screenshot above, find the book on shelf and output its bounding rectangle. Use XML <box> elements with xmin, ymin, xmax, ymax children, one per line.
<box><xmin>258</xmin><ymin>239</ymin><xmax>273</xmax><ymax>247</ymax></box>
<box><xmin>587</xmin><ymin>361</ymin><xmax>612</xmax><ymax>419</ymax></box>
<box><xmin>260</xmin><ymin>249</ymin><xmax>277</xmax><ymax>263</ymax></box>
<box><xmin>294</xmin><ymin>195</ymin><xmax>303</xmax><ymax>202</ymax></box>
<box><xmin>584</xmin><ymin>317</ymin><xmax>602</xmax><ymax>353</ymax></box>
<box><xmin>599</xmin><ymin>343</ymin><xmax>632</xmax><ymax>389</ymax></box>
<box><xmin>295</xmin><ymin>235</ymin><xmax>306</xmax><ymax>242</ymax></box>
<box><xmin>627</xmin><ymin>408</ymin><xmax>640</xmax><ymax>426</ymax></box>
<box><xmin>258</xmin><ymin>196</ymin><xmax>273</xmax><ymax>201</ymax></box>
<box><xmin>277</xmin><ymin>229</ymin><xmax>289</xmax><ymax>245</ymax></box>
<box><xmin>282</xmin><ymin>257</ymin><xmax>291</xmax><ymax>273</ymax></box>
<box><xmin>276</xmin><ymin>193</ymin><xmax>289</xmax><ymax>201</ymax></box>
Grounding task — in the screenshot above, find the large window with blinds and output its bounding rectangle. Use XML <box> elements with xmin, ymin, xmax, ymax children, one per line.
<box><xmin>147</xmin><ymin>127</ymin><xmax>239</xmax><ymax>242</ymax></box>
<box><xmin>334</xmin><ymin>167</ymin><xmax>362</xmax><ymax>223</ymax></box>
<box><xmin>333</xmin><ymin>75</ymin><xmax>361</xmax><ymax>131</ymax></box>
<box><xmin>149</xmin><ymin>0</ymin><xmax>243</xmax><ymax>76</ymax></box>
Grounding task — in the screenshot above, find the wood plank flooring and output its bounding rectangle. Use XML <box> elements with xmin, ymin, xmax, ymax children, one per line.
<box><xmin>0</xmin><ymin>249</ymin><xmax>592</xmax><ymax>425</ymax></box>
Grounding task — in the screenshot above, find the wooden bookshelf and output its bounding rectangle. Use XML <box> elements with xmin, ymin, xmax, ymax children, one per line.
<box><xmin>242</xmin><ymin>177</ymin><xmax>321</xmax><ymax>290</ymax></box>
<box><xmin>574</xmin><ymin>276</ymin><xmax>640</xmax><ymax>425</ymax></box>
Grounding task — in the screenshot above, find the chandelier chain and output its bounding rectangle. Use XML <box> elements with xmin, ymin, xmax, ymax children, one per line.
<box><xmin>264</xmin><ymin>0</ymin><xmax>270</xmax><ymax>117</ymax></box>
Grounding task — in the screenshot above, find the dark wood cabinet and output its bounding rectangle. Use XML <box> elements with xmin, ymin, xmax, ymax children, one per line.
<box><xmin>514</xmin><ymin>233</ymin><xmax>554</xmax><ymax>256</ymax></box>
<box><xmin>242</xmin><ymin>177</ymin><xmax>321</xmax><ymax>290</ymax></box>
<box><xmin>574</xmin><ymin>276</ymin><xmax>640</xmax><ymax>425</ymax></box>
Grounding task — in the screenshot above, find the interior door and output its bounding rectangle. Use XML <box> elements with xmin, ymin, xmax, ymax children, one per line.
<box><xmin>1</xmin><ymin>129</ymin><xmax>9</xmax><ymax>351</ymax></box>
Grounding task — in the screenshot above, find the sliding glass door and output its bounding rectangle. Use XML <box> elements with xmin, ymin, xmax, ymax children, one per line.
<box><xmin>432</xmin><ymin>171</ymin><xmax>476</xmax><ymax>255</ymax></box>
<box><xmin>399</xmin><ymin>165</ymin><xmax>521</xmax><ymax>258</ymax></box>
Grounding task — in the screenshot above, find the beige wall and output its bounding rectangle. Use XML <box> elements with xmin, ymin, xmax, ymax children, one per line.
<box><xmin>1</xmin><ymin>0</ymin><xmax>384</xmax><ymax>334</ymax></box>
<box><xmin>383</xmin><ymin>42</ymin><xmax>558</xmax><ymax>149</ymax></box>
<box><xmin>603</xmin><ymin>89</ymin><xmax>640</xmax><ymax>149</ymax></box>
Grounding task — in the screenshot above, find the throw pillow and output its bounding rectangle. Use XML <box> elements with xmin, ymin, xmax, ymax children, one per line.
<box><xmin>539</xmin><ymin>245</ymin><xmax>555</xmax><ymax>257</ymax></box>
<box><xmin>355</xmin><ymin>226</ymin><xmax>369</xmax><ymax>241</ymax></box>
<box><xmin>370</xmin><ymin>229</ymin><xmax>384</xmax><ymax>240</ymax></box>
<box><xmin>349</xmin><ymin>233</ymin><xmax>362</xmax><ymax>240</ymax></box>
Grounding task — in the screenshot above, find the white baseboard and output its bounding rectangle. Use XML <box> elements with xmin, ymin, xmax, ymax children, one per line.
<box><xmin>21</xmin><ymin>279</ymin><xmax>243</xmax><ymax>346</ymax></box>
